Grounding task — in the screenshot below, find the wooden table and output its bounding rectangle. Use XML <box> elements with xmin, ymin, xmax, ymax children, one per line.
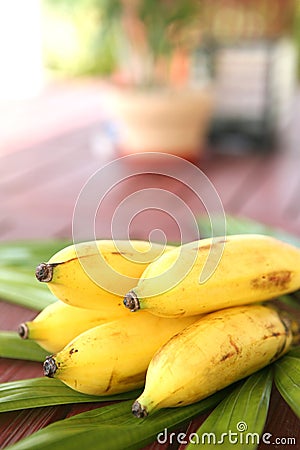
<box><xmin>1</xmin><ymin>81</ymin><xmax>300</xmax><ymax>449</ymax></box>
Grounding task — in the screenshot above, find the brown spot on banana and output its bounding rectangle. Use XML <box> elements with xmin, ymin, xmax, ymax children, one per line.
<box><xmin>229</xmin><ymin>335</ymin><xmax>241</xmax><ymax>354</ymax></box>
<box><xmin>193</xmin><ymin>245</ymin><xmax>211</xmax><ymax>251</ymax></box>
<box><xmin>219</xmin><ymin>336</ymin><xmax>241</xmax><ymax>362</ymax></box>
<box><xmin>251</xmin><ymin>271</ymin><xmax>292</xmax><ymax>290</ymax></box>
<box><xmin>220</xmin><ymin>351</ymin><xmax>236</xmax><ymax>362</ymax></box>
<box><xmin>192</xmin><ymin>239</ymin><xmax>227</xmax><ymax>252</ymax></box>
<box><xmin>69</xmin><ymin>348</ymin><xmax>78</xmax><ymax>355</ymax></box>
<box><xmin>262</xmin><ymin>332</ymin><xmax>282</xmax><ymax>340</ymax></box>
<box><xmin>104</xmin><ymin>370</ymin><xmax>115</xmax><ymax>393</ymax></box>
<box><xmin>110</xmin><ymin>251</ymin><xmax>130</xmax><ymax>255</ymax></box>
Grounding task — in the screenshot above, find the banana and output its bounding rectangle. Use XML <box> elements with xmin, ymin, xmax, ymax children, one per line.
<box><xmin>43</xmin><ymin>311</ymin><xmax>200</xmax><ymax>396</ymax></box>
<box><xmin>132</xmin><ymin>304</ymin><xmax>299</xmax><ymax>417</ymax></box>
<box><xmin>35</xmin><ymin>239</ymin><xmax>172</xmax><ymax>311</ymax></box>
<box><xmin>124</xmin><ymin>234</ymin><xmax>300</xmax><ymax>317</ymax></box>
<box><xmin>18</xmin><ymin>300</ymin><xmax>125</xmax><ymax>353</ymax></box>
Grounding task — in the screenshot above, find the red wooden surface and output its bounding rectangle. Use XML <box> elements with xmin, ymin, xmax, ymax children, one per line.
<box><xmin>0</xmin><ymin>81</ymin><xmax>300</xmax><ymax>449</ymax></box>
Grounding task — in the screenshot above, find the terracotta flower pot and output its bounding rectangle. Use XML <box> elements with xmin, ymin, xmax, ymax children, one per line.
<box><xmin>108</xmin><ymin>86</ymin><xmax>214</xmax><ymax>161</ymax></box>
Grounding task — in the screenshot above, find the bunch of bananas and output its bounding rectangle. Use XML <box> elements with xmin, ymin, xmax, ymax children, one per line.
<box><xmin>20</xmin><ymin>234</ymin><xmax>300</xmax><ymax>417</ymax></box>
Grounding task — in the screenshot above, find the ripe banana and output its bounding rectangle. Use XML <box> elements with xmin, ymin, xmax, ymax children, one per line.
<box><xmin>18</xmin><ymin>300</ymin><xmax>124</xmax><ymax>353</ymax></box>
<box><xmin>124</xmin><ymin>234</ymin><xmax>300</xmax><ymax>317</ymax></box>
<box><xmin>132</xmin><ymin>304</ymin><xmax>299</xmax><ymax>417</ymax></box>
<box><xmin>43</xmin><ymin>312</ymin><xmax>200</xmax><ymax>396</ymax></box>
<box><xmin>35</xmin><ymin>239</ymin><xmax>172</xmax><ymax>312</ymax></box>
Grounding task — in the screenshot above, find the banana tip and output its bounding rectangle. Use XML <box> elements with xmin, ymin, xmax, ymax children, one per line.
<box><xmin>123</xmin><ymin>290</ymin><xmax>140</xmax><ymax>312</ymax></box>
<box><xmin>35</xmin><ymin>263</ymin><xmax>53</xmax><ymax>283</ymax></box>
<box><xmin>132</xmin><ymin>400</ymin><xmax>148</xmax><ymax>418</ymax></box>
<box><xmin>43</xmin><ymin>356</ymin><xmax>57</xmax><ymax>377</ymax></box>
<box><xmin>18</xmin><ymin>323</ymin><xmax>28</xmax><ymax>339</ymax></box>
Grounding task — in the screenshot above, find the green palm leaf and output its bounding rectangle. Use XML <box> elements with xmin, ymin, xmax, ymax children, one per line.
<box><xmin>274</xmin><ymin>355</ymin><xmax>300</xmax><ymax>419</ymax></box>
<box><xmin>277</xmin><ymin>293</ymin><xmax>300</xmax><ymax>309</ymax></box>
<box><xmin>4</xmin><ymin>388</ymin><xmax>231</xmax><ymax>450</ymax></box>
<box><xmin>186</xmin><ymin>368</ymin><xmax>273</xmax><ymax>449</ymax></box>
<box><xmin>0</xmin><ymin>240</ymin><xmax>68</xmax><ymax>310</ymax></box>
<box><xmin>0</xmin><ymin>378</ymin><xmax>141</xmax><ymax>413</ymax></box>
<box><xmin>0</xmin><ymin>331</ymin><xmax>48</xmax><ymax>361</ymax></box>
<box><xmin>287</xmin><ymin>346</ymin><xmax>300</xmax><ymax>358</ymax></box>
<box><xmin>0</xmin><ymin>273</ymin><xmax>55</xmax><ymax>310</ymax></box>
<box><xmin>0</xmin><ymin>240</ymin><xmax>70</xmax><ymax>269</ymax></box>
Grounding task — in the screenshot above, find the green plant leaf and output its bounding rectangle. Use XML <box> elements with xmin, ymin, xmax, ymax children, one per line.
<box><xmin>274</xmin><ymin>355</ymin><xmax>300</xmax><ymax>419</ymax></box>
<box><xmin>0</xmin><ymin>331</ymin><xmax>48</xmax><ymax>361</ymax></box>
<box><xmin>186</xmin><ymin>368</ymin><xmax>273</xmax><ymax>449</ymax></box>
<box><xmin>287</xmin><ymin>346</ymin><xmax>300</xmax><ymax>358</ymax></box>
<box><xmin>0</xmin><ymin>240</ymin><xmax>68</xmax><ymax>309</ymax></box>
<box><xmin>0</xmin><ymin>240</ymin><xmax>70</xmax><ymax>269</ymax></box>
<box><xmin>0</xmin><ymin>265</ymin><xmax>57</xmax><ymax>310</ymax></box>
<box><xmin>277</xmin><ymin>293</ymin><xmax>300</xmax><ymax>309</ymax></box>
<box><xmin>0</xmin><ymin>377</ymin><xmax>141</xmax><ymax>413</ymax></box>
<box><xmin>0</xmin><ymin>274</ymin><xmax>56</xmax><ymax>310</ymax></box>
<box><xmin>4</xmin><ymin>388</ymin><xmax>231</xmax><ymax>450</ymax></box>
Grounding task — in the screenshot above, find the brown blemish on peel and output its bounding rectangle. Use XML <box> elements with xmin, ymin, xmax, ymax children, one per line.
<box><xmin>193</xmin><ymin>239</ymin><xmax>227</xmax><ymax>252</ymax></box>
<box><xmin>219</xmin><ymin>336</ymin><xmax>241</xmax><ymax>362</ymax></box>
<box><xmin>111</xmin><ymin>251</ymin><xmax>130</xmax><ymax>255</ymax></box>
<box><xmin>220</xmin><ymin>351</ymin><xmax>235</xmax><ymax>362</ymax></box>
<box><xmin>251</xmin><ymin>271</ymin><xmax>291</xmax><ymax>290</ymax></box>
<box><xmin>104</xmin><ymin>371</ymin><xmax>115</xmax><ymax>392</ymax></box>
<box><xmin>193</xmin><ymin>244</ymin><xmax>211</xmax><ymax>251</ymax></box>
<box><xmin>69</xmin><ymin>348</ymin><xmax>78</xmax><ymax>355</ymax></box>
<box><xmin>271</xmin><ymin>331</ymin><xmax>281</xmax><ymax>337</ymax></box>
<box><xmin>263</xmin><ymin>332</ymin><xmax>281</xmax><ymax>340</ymax></box>
<box><xmin>229</xmin><ymin>336</ymin><xmax>241</xmax><ymax>354</ymax></box>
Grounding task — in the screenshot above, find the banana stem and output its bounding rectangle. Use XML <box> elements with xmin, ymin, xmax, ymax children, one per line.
<box><xmin>132</xmin><ymin>400</ymin><xmax>148</xmax><ymax>418</ymax></box>
<box><xmin>43</xmin><ymin>356</ymin><xmax>57</xmax><ymax>377</ymax></box>
<box><xmin>35</xmin><ymin>263</ymin><xmax>54</xmax><ymax>283</ymax></box>
<box><xmin>123</xmin><ymin>290</ymin><xmax>140</xmax><ymax>312</ymax></box>
<box><xmin>18</xmin><ymin>323</ymin><xmax>29</xmax><ymax>339</ymax></box>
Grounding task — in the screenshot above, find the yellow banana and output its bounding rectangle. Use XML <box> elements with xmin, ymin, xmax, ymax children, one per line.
<box><xmin>35</xmin><ymin>239</ymin><xmax>173</xmax><ymax>312</ymax></box>
<box><xmin>18</xmin><ymin>300</ymin><xmax>125</xmax><ymax>353</ymax></box>
<box><xmin>132</xmin><ymin>304</ymin><xmax>299</xmax><ymax>417</ymax></box>
<box><xmin>124</xmin><ymin>234</ymin><xmax>300</xmax><ymax>317</ymax></box>
<box><xmin>43</xmin><ymin>311</ymin><xmax>200</xmax><ymax>396</ymax></box>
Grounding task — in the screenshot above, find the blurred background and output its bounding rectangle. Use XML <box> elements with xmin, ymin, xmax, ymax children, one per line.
<box><xmin>1</xmin><ymin>0</ymin><xmax>300</xmax><ymax>242</ymax></box>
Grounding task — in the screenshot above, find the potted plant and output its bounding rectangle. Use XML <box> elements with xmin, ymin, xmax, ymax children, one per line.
<box><xmin>100</xmin><ymin>0</ymin><xmax>215</xmax><ymax>161</ymax></box>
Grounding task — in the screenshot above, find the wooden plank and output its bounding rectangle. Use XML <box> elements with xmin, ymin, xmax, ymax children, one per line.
<box><xmin>201</xmin><ymin>153</ymin><xmax>265</xmax><ymax>210</ymax></box>
<box><xmin>0</xmin><ymin>301</ymin><xmax>36</xmax><ymax>331</ymax></box>
<box><xmin>237</xmin><ymin>153</ymin><xmax>300</xmax><ymax>235</ymax></box>
<box><xmin>0</xmin><ymin>406</ymin><xmax>70</xmax><ymax>448</ymax></box>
